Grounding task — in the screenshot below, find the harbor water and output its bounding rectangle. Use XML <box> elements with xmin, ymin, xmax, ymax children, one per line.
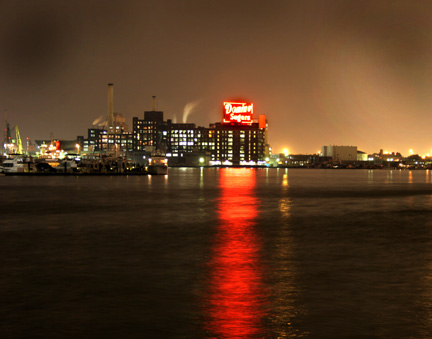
<box><xmin>2</xmin><ymin>168</ymin><xmax>432</xmax><ymax>338</ymax></box>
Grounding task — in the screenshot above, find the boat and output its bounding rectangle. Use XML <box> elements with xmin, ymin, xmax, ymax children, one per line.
<box><xmin>0</xmin><ymin>157</ymin><xmax>24</xmax><ymax>173</ymax></box>
<box><xmin>55</xmin><ymin>159</ymin><xmax>78</xmax><ymax>173</ymax></box>
<box><xmin>147</xmin><ymin>154</ymin><xmax>168</xmax><ymax>175</ymax></box>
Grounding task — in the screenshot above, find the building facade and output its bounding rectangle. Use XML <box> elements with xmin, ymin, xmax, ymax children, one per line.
<box><xmin>321</xmin><ymin>145</ymin><xmax>357</xmax><ymax>162</ymax></box>
<box><xmin>82</xmin><ymin>128</ymin><xmax>133</xmax><ymax>153</ymax></box>
<box><xmin>133</xmin><ymin>111</ymin><xmax>166</xmax><ymax>152</ymax></box>
<box><xmin>211</xmin><ymin>122</ymin><xmax>266</xmax><ymax>164</ymax></box>
<box><xmin>80</xmin><ymin>100</ymin><xmax>269</xmax><ymax>165</ymax></box>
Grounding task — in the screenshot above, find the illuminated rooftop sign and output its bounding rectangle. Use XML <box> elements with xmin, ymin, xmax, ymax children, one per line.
<box><xmin>223</xmin><ymin>102</ymin><xmax>253</xmax><ymax>125</ymax></box>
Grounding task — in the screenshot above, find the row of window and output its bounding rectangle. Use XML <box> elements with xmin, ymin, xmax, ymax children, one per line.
<box><xmin>85</xmin><ymin>126</ymin><xmax>265</xmax><ymax>154</ymax></box>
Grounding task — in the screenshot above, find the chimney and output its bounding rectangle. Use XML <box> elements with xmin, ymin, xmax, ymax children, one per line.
<box><xmin>107</xmin><ymin>83</ymin><xmax>114</xmax><ymax>129</ymax></box>
<box><xmin>152</xmin><ymin>96</ymin><xmax>157</xmax><ymax>111</ymax></box>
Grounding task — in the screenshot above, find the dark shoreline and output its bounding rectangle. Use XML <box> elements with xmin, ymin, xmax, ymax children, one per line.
<box><xmin>2</xmin><ymin>172</ymin><xmax>150</xmax><ymax>176</ymax></box>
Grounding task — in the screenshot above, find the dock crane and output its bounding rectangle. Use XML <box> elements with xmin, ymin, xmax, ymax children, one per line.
<box><xmin>15</xmin><ymin>125</ymin><xmax>22</xmax><ymax>154</ymax></box>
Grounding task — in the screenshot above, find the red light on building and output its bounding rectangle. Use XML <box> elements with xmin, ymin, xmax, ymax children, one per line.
<box><xmin>258</xmin><ymin>115</ymin><xmax>266</xmax><ymax>129</ymax></box>
<box><xmin>222</xmin><ymin>102</ymin><xmax>253</xmax><ymax>125</ymax></box>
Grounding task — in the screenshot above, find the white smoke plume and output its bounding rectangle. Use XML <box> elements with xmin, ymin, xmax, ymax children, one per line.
<box><xmin>92</xmin><ymin>114</ymin><xmax>107</xmax><ymax>127</ymax></box>
<box><xmin>182</xmin><ymin>100</ymin><xmax>201</xmax><ymax>123</ymax></box>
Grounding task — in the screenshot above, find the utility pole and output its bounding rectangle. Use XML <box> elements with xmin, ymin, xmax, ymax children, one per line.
<box><xmin>3</xmin><ymin>110</ymin><xmax>6</xmax><ymax>154</ymax></box>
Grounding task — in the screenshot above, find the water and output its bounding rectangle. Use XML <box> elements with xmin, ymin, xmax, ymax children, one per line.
<box><xmin>1</xmin><ymin>168</ymin><xmax>432</xmax><ymax>338</ymax></box>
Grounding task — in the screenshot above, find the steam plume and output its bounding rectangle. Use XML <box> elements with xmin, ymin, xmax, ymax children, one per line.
<box><xmin>182</xmin><ymin>100</ymin><xmax>201</xmax><ymax>123</ymax></box>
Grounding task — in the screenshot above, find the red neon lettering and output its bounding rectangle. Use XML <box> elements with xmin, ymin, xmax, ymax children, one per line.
<box><xmin>224</xmin><ymin>103</ymin><xmax>253</xmax><ymax>115</ymax></box>
<box><xmin>230</xmin><ymin>113</ymin><xmax>251</xmax><ymax>123</ymax></box>
<box><xmin>222</xmin><ymin>102</ymin><xmax>254</xmax><ymax>125</ymax></box>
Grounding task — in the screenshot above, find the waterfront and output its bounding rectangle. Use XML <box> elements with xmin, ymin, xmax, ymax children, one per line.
<box><xmin>2</xmin><ymin>168</ymin><xmax>432</xmax><ymax>338</ymax></box>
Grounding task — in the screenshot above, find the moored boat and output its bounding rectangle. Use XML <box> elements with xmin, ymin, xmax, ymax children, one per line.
<box><xmin>0</xmin><ymin>157</ymin><xmax>24</xmax><ymax>173</ymax></box>
<box><xmin>147</xmin><ymin>154</ymin><xmax>168</xmax><ymax>175</ymax></box>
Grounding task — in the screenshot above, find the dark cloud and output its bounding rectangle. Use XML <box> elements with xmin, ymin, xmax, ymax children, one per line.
<box><xmin>0</xmin><ymin>4</ymin><xmax>73</xmax><ymax>80</ymax></box>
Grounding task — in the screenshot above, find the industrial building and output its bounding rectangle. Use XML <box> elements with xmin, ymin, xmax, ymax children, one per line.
<box><xmin>321</xmin><ymin>145</ymin><xmax>358</xmax><ymax>163</ymax></box>
<box><xmin>79</xmin><ymin>85</ymin><xmax>270</xmax><ymax>166</ymax></box>
<box><xmin>133</xmin><ymin>108</ymin><xmax>268</xmax><ymax>166</ymax></box>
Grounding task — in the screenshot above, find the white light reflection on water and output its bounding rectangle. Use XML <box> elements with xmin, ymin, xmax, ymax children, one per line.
<box><xmin>385</xmin><ymin>169</ymin><xmax>393</xmax><ymax>184</ymax></box>
<box><xmin>262</xmin><ymin>168</ymin><xmax>308</xmax><ymax>338</ymax></box>
<box><xmin>367</xmin><ymin>169</ymin><xmax>374</xmax><ymax>184</ymax></box>
<box><xmin>274</xmin><ymin>169</ymin><xmax>298</xmax><ymax>337</ymax></box>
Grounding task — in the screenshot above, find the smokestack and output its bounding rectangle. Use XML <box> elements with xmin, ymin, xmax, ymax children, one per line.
<box><xmin>152</xmin><ymin>96</ymin><xmax>156</xmax><ymax>111</ymax></box>
<box><xmin>107</xmin><ymin>83</ymin><xmax>114</xmax><ymax>129</ymax></box>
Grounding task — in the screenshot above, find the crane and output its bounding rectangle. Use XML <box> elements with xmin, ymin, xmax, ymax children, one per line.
<box><xmin>15</xmin><ymin>125</ymin><xmax>22</xmax><ymax>154</ymax></box>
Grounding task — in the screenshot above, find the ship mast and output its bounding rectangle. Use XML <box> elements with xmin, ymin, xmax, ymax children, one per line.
<box><xmin>3</xmin><ymin>110</ymin><xmax>12</xmax><ymax>155</ymax></box>
<box><xmin>3</xmin><ymin>110</ymin><xmax>6</xmax><ymax>154</ymax></box>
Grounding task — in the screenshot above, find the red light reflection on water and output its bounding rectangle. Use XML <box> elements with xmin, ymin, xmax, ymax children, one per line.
<box><xmin>205</xmin><ymin>168</ymin><xmax>265</xmax><ymax>338</ymax></box>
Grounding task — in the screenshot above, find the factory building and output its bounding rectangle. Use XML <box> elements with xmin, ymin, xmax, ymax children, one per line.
<box><xmin>82</xmin><ymin>128</ymin><xmax>105</xmax><ymax>152</ymax></box>
<box><xmin>133</xmin><ymin>109</ymin><xmax>166</xmax><ymax>152</ymax></box>
<box><xmin>166</xmin><ymin>122</ymin><xmax>214</xmax><ymax>157</ymax></box>
<box><xmin>81</xmin><ymin>84</ymin><xmax>133</xmax><ymax>153</ymax></box>
<box><xmin>82</xmin><ymin>128</ymin><xmax>133</xmax><ymax>153</ymax></box>
<box><xmin>79</xmin><ymin>87</ymin><xmax>269</xmax><ymax>165</ymax></box>
<box><xmin>321</xmin><ymin>145</ymin><xmax>358</xmax><ymax>162</ymax></box>
<box><xmin>210</xmin><ymin>122</ymin><xmax>266</xmax><ymax>165</ymax></box>
<box><xmin>132</xmin><ymin>100</ymin><xmax>268</xmax><ymax>165</ymax></box>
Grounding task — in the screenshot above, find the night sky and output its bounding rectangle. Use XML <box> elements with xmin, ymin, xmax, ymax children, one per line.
<box><xmin>1</xmin><ymin>0</ymin><xmax>432</xmax><ymax>155</ymax></box>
